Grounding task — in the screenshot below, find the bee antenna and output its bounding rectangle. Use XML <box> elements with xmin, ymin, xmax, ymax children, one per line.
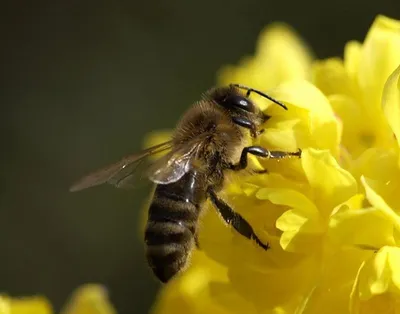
<box><xmin>230</xmin><ymin>83</ymin><xmax>288</xmax><ymax>110</ymax></box>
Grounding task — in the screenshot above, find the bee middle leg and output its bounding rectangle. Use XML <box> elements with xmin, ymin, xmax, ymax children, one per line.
<box><xmin>207</xmin><ymin>188</ymin><xmax>270</xmax><ymax>250</ymax></box>
<box><xmin>230</xmin><ymin>146</ymin><xmax>301</xmax><ymax>171</ymax></box>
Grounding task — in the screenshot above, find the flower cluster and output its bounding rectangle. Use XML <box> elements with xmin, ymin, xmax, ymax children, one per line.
<box><xmin>151</xmin><ymin>15</ymin><xmax>400</xmax><ymax>314</ymax></box>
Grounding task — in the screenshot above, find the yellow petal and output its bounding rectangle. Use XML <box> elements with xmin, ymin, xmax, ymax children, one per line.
<box><xmin>351</xmin><ymin>148</ymin><xmax>398</xmax><ymax>184</ymax></box>
<box><xmin>151</xmin><ymin>251</ymin><xmax>233</xmax><ymax>314</ymax></box>
<box><xmin>258</xmin><ymin>118</ymin><xmax>300</xmax><ymax>152</ymax></box>
<box><xmin>358</xmin><ymin>15</ymin><xmax>400</xmax><ymax>111</ymax></box>
<box><xmin>0</xmin><ymin>296</ymin><xmax>52</xmax><ymax>314</ymax></box>
<box><xmin>312</xmin><ymin>58</ymin><xmax>355</xmax><ymax>97</ymax></box>
<box><xmin>0</xmin><ymin>297</ymin><xmax>8</xmax><ymax>314</ymax></box>
<box><xmin>351</xmin><ymin>264</ymin><xmax>400</xmax><ymax>314</ymax></box>
<box><xmin>256</xmin><ymin>188</ymin><xmax>316</xmax><ymax>212</ymax></box>
<box><xmin>224</xmin><ymin>258</ymin><xmax>318</xmax><ymax>313</ymax></box>
<box><xmin>260</xmin><ymin>189</ymin><xmax>324</xmax><ymax>252</ymax></box>
<box><xmin>349</xmin><ymin>260</ymin><xmax>364</xmax><ymax>314</ymax></box>
<box><xmin>329</xmin><ymin>205</ymin><xmax>396</xmax><ymax>249</ymax></box>
<box><xmin>277</xmin><ymin>217</ymin><xmax>323</xmax><ymax>253</ymax></box>
<box><xmin>358</xmin><ymin>246</ymin><xmax>400</xmax><ymax>299</ymax></box>
<box><xmin>255</xmin><ymin>23</ymin><xmax>313</xmax><ymax>82</ymax></box>
<box><xmin>60</xmin><ymin>285</ymin><xmax>117</xmax><ymax>314</ymax></box>
<box><xmin>218</xmin><ymin>23</ymin><xmax>313</xmax><ymax>89</ymax></box>
<box><xmin>361</xmin><ymin>176</ymin><xmax>400</xmax><ymax>234</ymax></box>
<box><xmin>344</xmin><ymin>40</ymin><xmax>362</xmax><ymax>83</ymax></box>
<box><xmin>270</xmin><ymin>80</ymin><xmax>334</xmax><ymax>118</ymax></box>
<box><xmin>351</xmin><ymin>149</ymin><xmax>400</xmax><ymax>215</ymax></box>
<box><xmin>297</xmin><ymin>248</ymin><xmax>369</xmax><ymax>314</ymax></box>
<box><xmin>328</xmin><ymin>95</ymin><xmax>369</xmax><ymax>158</ymax></box>
<box><xmin>264</xmin><ymin>80</ymin><xmax>340</xmax><ymax>157</ymax></box>
<box><xmin>302</xmin><ymin>148</ymin><xmax>357</xmax><ymax>210</ymax></box>
<box><xmin>382</xmin><ymin>64</ymin><xmax>400</xmax><ymax>150</ymax></box>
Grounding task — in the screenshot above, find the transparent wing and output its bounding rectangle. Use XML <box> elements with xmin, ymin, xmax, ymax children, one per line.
<box><xmin>70</xmin><ymin>136</ymin><xmax>207</xmax><ymax>191</ymax></box>
<box><xmin>69</xmin><ymin>141</ymin><xmax>173</xmax><ymax>192</ymax></box>
<box><xmin>148</xmin><ymin>143</ymin><xmax>201</xmax><ymax>184</ymax></box>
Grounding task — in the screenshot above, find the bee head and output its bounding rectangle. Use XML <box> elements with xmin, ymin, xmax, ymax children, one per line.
<box><xmin>206</xmin><ymin>85</ymin><xmax>268</xmax><ymax>126</ymax></box>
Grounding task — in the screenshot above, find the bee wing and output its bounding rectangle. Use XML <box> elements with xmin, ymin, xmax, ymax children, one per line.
<box><xmin>147</xmin><ymin>142</ymin><xmax>202</xmax><ymax>184</ymax></box>
<box><xmin>69</xmin><ymin>141</ymin><xmax>173</xmax><ymax>192</ymax></box>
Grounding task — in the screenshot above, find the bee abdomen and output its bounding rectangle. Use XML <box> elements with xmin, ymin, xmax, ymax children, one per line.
<box><xmin>145</xmin><ymin>195</ymin><xmax>199</xmax><ymax>283</ymax></box>
<box><xmin>145</xmin><ymin>220</ymin><xmax>193</xmax><ymax>246</ymax></box>
<box><xmin>145</xmin><ymin>221</ymin><xmax>193</xmax><ymax>283</ymax></box>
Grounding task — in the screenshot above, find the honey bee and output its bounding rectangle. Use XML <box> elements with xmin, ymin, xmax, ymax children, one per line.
<box><xmin>70</xmin><ymin>84</ymin><xmax>301</xmax><ymax>283</ymax></box>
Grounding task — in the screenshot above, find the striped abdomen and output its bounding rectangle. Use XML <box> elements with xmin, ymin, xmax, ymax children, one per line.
<box><xmin>144</xmin><ymin>172</ymin><xmax>205</xmax><ymax>283</ymax></box>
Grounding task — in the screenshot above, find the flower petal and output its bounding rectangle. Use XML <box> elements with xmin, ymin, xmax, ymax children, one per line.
<box><xmin>302</xmin><ymin>148</ymin><xmax>357</xmax><ymax>210</ymax></box>
<box><xmin>217</xmin><ymin>23</ymin><xmax>313</xmax><ymax>89</ymax></box>
<box><xmin>358</xmin><ymin>246</ymin><xmax>400</xmax><ymax>299</ymax></box>
<box><xmin>264</xmin><ymin>80</ymin><xmax>341</xmax><ymax>157</ymax></box>
<box><xmin>271</xmin><ymin>80</ymin><xmax>334</xmax><ymax>118</ymax></box>
<box><xmin>350</xmin><ymin>251</ymin><xmax>400</xmax><ymax>314</ymax></box>
<box><xmin>0</xmin><ymin>297</ymin><xmax>8</xmax><ymax>314</ymax></box>
<box><xmin>261</xmin><ymin>189</ymin><xmax>324</xmax><ymax>252</ymax></box>
<box><xmin>358</xmin><ymin>15</ymin><xmax>400</xmax><ymax>111</ymax></box>
<box><xmin>151</xmin><ymin>251</ymin><xmax>233</xmax><ymax>314</ymax></box>
<box><xmin>277</xmin><ymin>220</ymin><xmax>322</xmax><ymax>253</ymax></box>
<box><xmin>0</xmin><ymin>296</ymin><xmax>52</xmax><ymax>314</ymax></box>
<box><xmin>60</xmin><ymin>285</ymin><xmax>117</xmax><ymax>314</ymax></box>
<box><xmin>361</xmin><ymin>176</ymin><xmax>400</xmax><ymax>234</ymax></box>
<box><xmin>256</xmin><ymin>188</ymin><xmax>315</xmax><ymax>211</ymax></box>
<box><xmin>382</xmin><ymin>64</ymin><xmax>400</xmax><ymax>149</ymax></box>
<box><xmin>312</xmin><ymin>58</ymin><xmax>355</xmax><ymax>97</ymax></box>
<box><xmin>329</xmin><ymin>205</ymin><xmax>396</xmax><ymax>249</ymax></box>
<box><xmin>225</xmin><ymin>258</ymin><xmax>318</xmax><ymax>314</ymax></box>
<box><xmin>297</xmin><ymin>248</ymin><xmax>368</xmax><ymax>314</ymax></box>
<box><xmin>328</xmin><ymin>95</ymin><xmax>370</xmax><ymax>157</ymax></box>
<box><xmin>258</xmin><ymin>119</ymin><xmax>300</xmax><ymax>151</ymax></box>
<box><xmin>344</xmin><ymin>40</ymin><xmax>362</xmax><ymax>84</ymax></box>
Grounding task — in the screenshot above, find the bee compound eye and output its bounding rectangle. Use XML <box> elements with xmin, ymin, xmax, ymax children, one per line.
<box><xmin>224</xmin><ymin>95</ymin><xmax>256</xmax><ymax>113</ymax></box>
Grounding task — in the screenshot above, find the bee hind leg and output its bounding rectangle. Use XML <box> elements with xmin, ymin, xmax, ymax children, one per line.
<box><xmin>230</xmin><ymin>146</ymin><xmax>301</xmax><ymax>171</ymax></box>
<box><xmin>207</xmin><ymin>188</ymin><xmax>269</xmax><ymax>251</ymax></box>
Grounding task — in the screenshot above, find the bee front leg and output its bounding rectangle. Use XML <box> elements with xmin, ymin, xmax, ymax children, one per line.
<box><xmin>231</xmin><ymin>117</ymin><xmax>261</xmax><ymax>138</ymax></box>
<box><xmin>207</xmin><ymin>188</ymin><xmax>270</xmax><ymax>251</ymax></box>
<box><xmin>230</xmin><ymin>146</ymin><xmax>301</xmax><ymax>171</ymax></box>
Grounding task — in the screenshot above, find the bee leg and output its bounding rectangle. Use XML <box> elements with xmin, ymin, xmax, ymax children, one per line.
<box><xmin>232</xmin><ymin>116</ymin><xmax>259</xmax><ymax>138</ymax></box>
<box><xmin>253</xmin><ymin>169</ymin><xmax>268</xmax><ymax>174</ymax></box>
<box><xmin>230</xmin><ymin>146</ymin><xmax>302</xmax><ymax>171</ymax></box>
<box><xmin>208</xmin><ymin>188</ymin><xmax>270</xmax><ymax>250</ymax></box>
<box><xmin>194</xmin><ymin>234</ymin><xmax>201</xmax><ymax>249</ymax></box>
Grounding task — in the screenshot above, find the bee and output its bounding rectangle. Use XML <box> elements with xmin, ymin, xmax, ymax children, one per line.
<box><xmin>70</xmin><ymin>84</ymin><xmax>301</xmax><ymax>283</ymax></box>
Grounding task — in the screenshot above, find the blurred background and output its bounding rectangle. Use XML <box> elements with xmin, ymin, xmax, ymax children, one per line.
<box><xmin>1</xmin><ymin>1</ymin><xmax>399</xmax><ymax>313</ymax></box>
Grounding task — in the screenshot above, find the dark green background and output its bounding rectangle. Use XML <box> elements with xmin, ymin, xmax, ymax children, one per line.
<box><xmin>1</xmin><ymin>1</ymin><xmax>399</xmax><ymax>313</ymax></box>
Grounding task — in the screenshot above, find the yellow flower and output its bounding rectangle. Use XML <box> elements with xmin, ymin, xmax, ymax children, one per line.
<box><xmin>312</xmin><ymin>15</ymin><xmax>400</xmax><ymax>161</ymax></box>
<box><xmin>151</xmin><ymin>14</ymin><xmax>400</xmax><ymax>314</ymax></box>
<box><xmin>0</xmin><ymin>285</ymin><xmax>116</xmax><ymax>314</ymax></box>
